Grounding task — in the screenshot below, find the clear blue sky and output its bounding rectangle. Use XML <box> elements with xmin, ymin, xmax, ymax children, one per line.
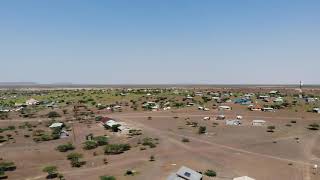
<box><xmin>0</xmin><ymin>0</ymin><xmax>319</xmax><ymax>84</ymax></box>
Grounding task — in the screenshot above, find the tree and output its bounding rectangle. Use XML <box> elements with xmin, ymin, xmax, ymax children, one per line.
<box><xmin>42</xmin><ymin>166</ymin><xmax>58</xmax><ymax>179</ymax></box>
<box><xmin>198</xmin><ymin>126</ymin><xmax>206</xmax><ymax>134</ymax></box>
<box><xmin>67</xmin><ymin>152</ymin><xmax>84</xmax><ymax>167</ymax></box>
<box><xmin>149</xmin><ymin>155</ymin><xmax>155</xmax><ymax>161</ymax></box>
<box><xmin>93</xmin><ymin>136</ymin><xmax>108</xmax><ymax>146</ymax></box>
<box><xmin>100</xmin><ymin>176</ymin><xmax>116</xmax><ymax>180</ymax></box>
<box><xmin>104</xmin><ymin>144</ymin><xmax>131</xmax><ymax>155</ymax></box>
<box><xmin>56</xmin><ymin>143</ymin><xmax>75</xmax><ymax>152</ymax></box>
<box><xmin>204</xmin><ymin>169</ymin><xmax>217</xmax><ymax>177</ymax></box>
<box><xmin>267</xmin><ymin>125</ymin><xmax>276</xmax><ymax>133</ymax></box>
<box><xmin>308</xmin><ymin>123</ymin><xmax>320</xmax><ymax>130</ymax></box>
<box><xmin>47</xmin><ymin>111</ymin><xmax>61</xmax><ymax>118</ymax></box>
<box><xmin>111</xmin><ymin>124</ymin><xmax>121</xmax><ymax>132</ymax></box>
<box><xmin>83</xmin><ymin>140</ymin><xmax>98</xmax><ymax>150</ymax></box>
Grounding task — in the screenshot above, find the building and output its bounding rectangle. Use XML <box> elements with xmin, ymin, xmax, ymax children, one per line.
<box><xmin>49</xmin><ymin>122</ymin><xmax>63</xmax><ymax>128</ymax></box>
<box><xmin>219</xmin><ymin>106</ymin><xmax>232</xmax><ymax>111</ymax></box>
<box><xmin>233</xmin><ymin>176</ymin><xmax>255</xmax><ymax>180</ymax></box>
<box><xmin>167</xmin><ymin>166</ymin><xmax>203</xmax><ymax>180</ymax></box>
<box><xmin>252</xmin><ymin>120</ymin><xmax>266</xmax><ymax>126</ymax></box>
<box><xmin>313</xmin><ymin>108</ymin><xmax>320</xmax><ymax>114</ymax></box>
<box><xmin>26</xmin><ymin>98</ymin><xmax>39</xmax><ymax>105</ymax></box>
<box><xmin>226</xmin><ymin>119</ymin><xmax>241</xmax><ymax>126</ymax></box>
<box><xmin>248</xmin><ymin>104</ymin><xmax>262</xmax><ymax>111</ymax></box>
<box><xmin>262</xmin><ymin>107</ymin><xmax>274</xmax><ymax>112</ymax></box>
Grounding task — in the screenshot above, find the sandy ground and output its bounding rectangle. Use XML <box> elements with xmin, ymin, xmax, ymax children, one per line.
<box><xmin>1</xmin><ymin>106</ymin><xmax>320</xmax><ymax>180</ymax></box>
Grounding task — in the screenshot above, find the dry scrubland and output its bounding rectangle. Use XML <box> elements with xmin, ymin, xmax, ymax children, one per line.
<box><xmin>0</xmin><ymin>87</ymin><xmax>320</xmax><ymax>180</ymax></box>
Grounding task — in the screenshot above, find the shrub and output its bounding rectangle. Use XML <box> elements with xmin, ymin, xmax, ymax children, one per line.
<box><xmin>83</xmin><ymin>140</ymin><xmax>98</xmax><ymax>150</ymax></box>
<box><xmin>267</xmin><ymin>125</ymin><xmax>276</xmax><ymax>132</ymax></box>
<box><xmin>149</xmin><ymin>155</ymin><xmax>155</xmax><ymax>161</ymax></box>
<box><xmin>204</xmin><ymin>169</ymin><xmax>216</xmax><ymax>177</ymax></box>
<box><xmin>93</xmin><ymin>136</ymin><xmax>108</xmax><ymax>146</ymax></box>
<box><xmin>308</xmin><ymin>123</ymin><xmax>320</xmax><ymax>130</ymax></box>
<box><xmin>104</xmin><ymin>144</ymin><xmax>131</xmax><ymax>155</ymax></box>
<box><xmin>198</xmin><ymin>126</ymin><xmax>206</xmax><ymax>134</ymax></box>
<box><xmin>47</xmin><ymin>111</ymin><xmax>61</xmax><ymax>118</ymax></box>
<box><xmin>0</xmin><ymin>161</ymin><xmax>16</xmax><ymax>171</ymax></box>
<box><xmin>56</xmin><ymin>143</ymin><xmax>75</xmax><ymax>152</ymax></box>
<box><xmin>142</xmin><ymin>137</ymin><xmax>156</xmax><ymax>148</ymax></box>
<box><xmin>182</xmin><ymin>138</ymin><xmax>190</xmax><ymax>143</ymax></box>
<box><xmin>42</xmin><ymin>166</ymin><xmax>58</xmax><ymax>179</ymax></box>
<box><xmin>100</xmin><ymin>176</ymin><xmax>116</xmax><ymax>180</ymax></box>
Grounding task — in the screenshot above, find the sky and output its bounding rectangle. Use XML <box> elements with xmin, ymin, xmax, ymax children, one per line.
<box><xmin>0</xmin><ymin>0</ymin><xmax>319</xmax><ymax>84</ymax></box>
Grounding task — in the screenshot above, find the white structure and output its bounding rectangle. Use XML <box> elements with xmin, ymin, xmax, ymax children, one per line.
<box><xmin>262</xmin><ymin>107</ymin><xmax>274</xmax><ymax>112</ymax></box>
<box><xmin>167</xmin><ymin>166</ymin><xmax>202</xmax><ymax>180</ymax></box>
<box><xmin>252</xmin><ymin>120</ymin><xmax>266</xmax><ymax>126</ymax></box>
<box><xmin>219</xmin><ymin>106</ymin><xmax>232</xmax><ymax>111</ymax></box>
<box><xmin>226</xmin><ymin>119</ymin><xmax>241</xmax><ymax>126</ymax></box>
<box><xmin>313</xmin><ymin>108</ymin><xmax>320</xmax><ymax>114</ymax></box>
<box><xmin>26</xmin><ymin>98</ymin><xmax>39</xmax><ymax>105</ymax></box>
<box><xmin>236</xmin><ymin>115</ymin><xmax>243</xmax><ymax>120</ymax></box>
<box><xmin>233</xmin><ymin>176</ymin><xmax>255</xmax><ymax>180</ymax></box>
<box><xmin>203</xmin><ymin>117</ymin><xmax>210</xmax><ymax>120</ymax></box>
<box><xmin>49</xmin><ymin>122</ymin><xmax>63</xmax><ymax>128</ymax></box>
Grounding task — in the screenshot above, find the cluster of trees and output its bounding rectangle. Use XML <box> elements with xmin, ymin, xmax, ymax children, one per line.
<box><xmin>83</xmin><ymin>136</ymin><xmax>108</xmax><ymax>150</ymax></box>
<box><xmin>104</xmin><ymin>144</ymin><xmax>131</xmax><ymax>155</ymax></box>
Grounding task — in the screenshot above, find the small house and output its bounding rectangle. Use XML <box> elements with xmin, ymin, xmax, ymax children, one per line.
<box><xmin>49</xmin><ymin>122</ymin><xmax>63</xmax><ymax>128</ymax></box>
<box><xmin>252</xmin><ymin>120</ymin><xmax>266</xmax><ymax>126</ymax></box>
<box><xmin>248</xmin><ymin>104</ymin><xmax>262</xmax><ymax>111</ymax></box>
<box><xmin>167</xmin><ymin>166</ymin><xmax>203</xmax><ymax>180</ymax></box>
<box><xmin>26</xmin><ymin>98</ymin><xmax>39</xmax><ymax>105</ymax></box>
<box><xmin>262</xmin><ymin>107</ymin><xmax>274</xmax><ymax>112</ymax></box>
<box><xmin>226</xmin><ymin>119</ymin><xmax>241</xmax><ymax>126</ymax></box>
<box><xmin>233</xmin><ymin>176</ymin><xmax>255</xmax><ymax>180</ymax></box>
<box><xmin>313</xmin><ymin>108</ymin><xmax>320</xmax><ymax>114</ymax></box>
<box><xmin>219</xmin><ymin>106</ymin><xmax>232</xmax><ymax>111</ymax></box>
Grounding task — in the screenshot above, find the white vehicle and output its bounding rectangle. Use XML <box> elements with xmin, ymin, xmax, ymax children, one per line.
<box><xmin>236</xmin><ymin>115</ymin><xmax>243</xmax><ymax>120</ymax></box>
<box><xmin>203</xmin><ymin>108</ymin><xmax>210</xmax><ymax>111</ymax></box>
<box><xmin>198</xmin><ymin>106</ymin><xmax>204</xmax><ymax>110</ymax></box>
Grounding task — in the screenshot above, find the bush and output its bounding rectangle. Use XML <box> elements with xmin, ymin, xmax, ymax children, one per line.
<box><xmin>198</xmin><ymin>126</ymin><xmax>206</xmax><ymax>134</ymax></box>
<box><xmin>0</xmin><ymin>162</ymin><xmax>16</xmax><ymax>171</ymax></box>
<box><xmin>142</xmin><ymin>137</ymin><xmax>156</xmax><ymax>148</ymax></box>
<box><xmin>83</xmin><ymin>140</ymin><xmax>98</xmax><ymax>150</ymax></box>
<box><xmin>47</xmin><ymin>111</ymin><xmax>61</xmax><ymax>118</ymax></box>
<box><xmin>93</xmin><ymin>136</ymin><xmax>108</xmax><ymax>146</ymax></box>
<box><xmin>104</xmin><ymin>144</ymin><xmax>131</xmax><ymax>155</ymax></box>
<box><xmin>267</xmin><ymin>126</ymin><xmax>276</xmax><ymax>133</ymax></box>
<box><xmin>42</xmin><ymin>166</ymin><xmax>58</xmax><ymax>179</ymax></box>
<box><xmin>308</xmin><ymin>123</ymin><xmax>320</xmax><ymax>130</ymax></box>
<box><xmin>100</xmin><ymin>176</ymin><xmax>116</xmax><ymax>180</ymax></box>
<box><xmin>204</xmin><ymin>169</ymin><xmax>216</xmax><ymax>177</ymax></box>
<box><xmin>56</xmin><ymin>143</ymin><xmax>75</xmax><ymax>152</ymax></box>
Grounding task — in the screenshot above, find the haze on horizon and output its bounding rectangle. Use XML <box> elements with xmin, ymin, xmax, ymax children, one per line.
<box><xmin>0</xmin><ymin>0</ymin><xmax>319</xmax><ymax>84</ymax></box>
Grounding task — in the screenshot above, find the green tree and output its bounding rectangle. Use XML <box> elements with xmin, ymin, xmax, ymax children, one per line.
<box><xmin>83</xmin><ymin>140</ymin><xmax>98</xmax><ymax>150</ymax></box>
<box><xmin>204</xmin><ymin>169</ymin><xmax>216</xmax><ymax>177</ymax></box>
<box><xmin>42</xmin><ymin>166</ymin><xmax>58</xmax><ymax>179</ymax></box>
<box><xmin>198</xmin><ymin>126</ymin><xmax>206</xmax><ymax>134</ymax></box>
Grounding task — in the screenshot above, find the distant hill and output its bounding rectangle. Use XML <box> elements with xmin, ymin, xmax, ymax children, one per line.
<box><xmin>0</xmin><ymin>82</ymin><xmax>38</xmax><ymax>85</ymax></box>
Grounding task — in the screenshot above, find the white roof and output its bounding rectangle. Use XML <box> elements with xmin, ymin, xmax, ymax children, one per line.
<box><xmin>106</xmin><ymin>120</ymin><xmax>120</xmax><ymax>127</ymax></box>
<box><xmin>252</xmin><ymin>120</ymin><xmax>266</xmax><ymax>123</ymax></box>
<box><xmin>49</xmin><ymin>122</ymin><xmax>63</xmax><ymax>128</ymax></box>
<box><xmin>233</xmin><ymin>176</ymin><xmax>255</xmax><ymax>180</ymax></box>
<box><xmin>175</xmin><ymin>166</ymin><xmax>202</xmax><ymax>180</ymax></box>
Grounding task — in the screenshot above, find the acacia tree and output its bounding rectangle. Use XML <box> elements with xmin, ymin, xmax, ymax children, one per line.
<box><xmin>42</xmin><ymin>166</ymin><xmax>58</xmax><ymax>179</ymax></box>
